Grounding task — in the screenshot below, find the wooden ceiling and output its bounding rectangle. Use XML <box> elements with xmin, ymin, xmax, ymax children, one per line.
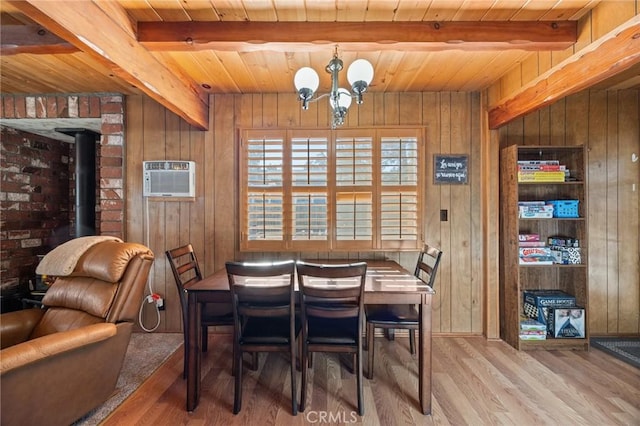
<box><xmin>1</xmin><ymin>0</ymin><xmax>638</xmax><ymax>130</ymax></box>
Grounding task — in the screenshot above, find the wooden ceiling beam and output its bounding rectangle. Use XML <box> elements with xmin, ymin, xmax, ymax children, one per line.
<box><xmin>138</xmin><ymin>21</ymin><xmax>577</xmax><ymax>52</ymax></box>
<box><xmin>6</xmin><ymin>0</ymin><xmax>209</xmax><ymax>130</ymax></box>
<box><xmin>488</xmin><ymin>15</ymin><xmax>640</xmax><ymax>129</ymax></box>
<box><xmin>0</xmin><ymin>24</ymin><xmax>77</xmax><ymax>55</ymax></box>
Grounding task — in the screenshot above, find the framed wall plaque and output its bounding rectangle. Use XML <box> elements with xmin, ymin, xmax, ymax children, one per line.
<box><xmin>434</xmin><ymin>154</ymin><xmax>468</xmax><ymax>184</ymax></box>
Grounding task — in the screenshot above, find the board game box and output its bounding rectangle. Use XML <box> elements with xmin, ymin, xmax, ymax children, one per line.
<box><xmin>547</xmin><ymin>307</ymin><xmax>586</xmax><ymax>338</ymax></box>
<box><xmin>523</xmin><ymin>290</ymin><xmax>576</xmax><ymax>325</ymax></box>
<box><xmin>550</xmin><ymin>247</ymin><xmax>581</xmax><ymax>264</ymax></box>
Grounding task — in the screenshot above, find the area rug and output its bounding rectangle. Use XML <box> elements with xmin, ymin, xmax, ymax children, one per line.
<box><xmin>73</xmin><ymin>332</ymin><xmax>183</xmax><ymax>425</ymax></box>
<box><xmin>591</xmin><ymin>337</ymin><xmax>640</xmax><ymax>369</ymax></box>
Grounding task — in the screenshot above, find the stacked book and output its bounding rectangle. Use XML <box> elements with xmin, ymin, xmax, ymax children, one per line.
<box><xmin>519</xmin><ymin>316</ymin><xmax>547</xmax><ymax>340</ymax></box>
<box><xmin>518</xmin><ymin>234</ymin><xmax>555</xmax><ymax>265</ymax></box>
<box><xmin>518</xmin><ymin>201</ymin><xmax>553</xmax><ymax>218</ymax></box>
<box><xmin>517</xmin><ymin>160</ymin><xmax>567</xmax><ymax>182</ymax></box>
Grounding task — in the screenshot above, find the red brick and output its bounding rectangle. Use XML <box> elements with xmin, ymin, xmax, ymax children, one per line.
<box><xmin>79</xmin><ymin>95</ymin><xmax>90</xmax><ymax>117</ymax></box>
<box><xmin>32</xmin><ymin>193</ymin><xmax>50</xmax><ymax>203</ymax></box>
<box><xmin>2</xmin><ymin>139</ymin><xmax>20</xmax><ymax>154</ymax></box>
<box><xmin>101</xmin><ymin>199</ymin><xmax>124</xmax><ymax>211</ymax></box>
<box><xmin>57</xmin><ymin>96</ymin><xmax>69</xmax><ymax>118</ymax></box>
<box><xmin>3</xmin><ymin>96</ymin><xmax>15</xmax><ymax>118</ymax></box>
<box><xmin>100</xmin><ymin>210</ymin><xmax>123</xmax><ymax>221</ymax></box>
<box><xmin>1</xmin><ymin>210</ymin><xmax>25</xmax><ymax>221</ymax></box>
<box><xmin>100</xmin><ymin>145</ymin><xmax>123</xmax><ymax>158</ymax></box>
<box><xmin>101</xmin><ymin>123</ymin><xmax>123</xmax><ymax>135</ymax></box>
<box><xmin>100</xmin><ymin>167</ymin><xmax>123</xmax><ymax>179</ymax></box>
<box><xmin>100</xmin><ymin>221</ymin><xmax>123</xmax><ymax>233</ymax></box>
<box><xmin>89</xmin><ymin>96</ymin><xmax>101</xmax><ymax>117</ymax></box>
<box><xmin>14</xmin><ymin>97</ymin><xmax>25</xmax><ymax>118</ymax></box>
<box><xmin>100</xmin><ymin>102</ymin><xmax>123</xmax><ymax>114</ymax></box>
<box><xmin>0</xmin><ymin>239</ymin><xmax>20</xmax><ymax>250</ymax></box>
<box><xmin>2</xmin><ymin>240</ymin><xmax>20</xmax><ymax>256</ymax></box>
<box><xmin>100</xmin><ymin>156</ymin><xmax>123</xmax><ymax>167</ymax></box>
<box><xmin>46</xmin><ymin>96</ymin><xmax>58</xmax><ymax>117</ymax></box>
<box><xmin>1</xmin><ymin>182</ymin><xmax>28</xmax><ymax>193</ymax></box>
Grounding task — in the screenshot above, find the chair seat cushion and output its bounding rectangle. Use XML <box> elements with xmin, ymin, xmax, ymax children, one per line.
<box><xmin>365</xmin><ymin>304</ymin><xmax>419</xmax><ymax>325</ymax></box>
<box><xmin>240</xmin><ymin>316</ymin><xmax>299</xmax><ymax>345</ymax></box>
<box><xmin>202</xmin><ymin>303</ymin><xmax>234</xmax><ymax>325</ymax></box>
<box><xmin>307</xmin><ymin>316</ymin><xmax>359</xmax><ymax>345</ymax></box>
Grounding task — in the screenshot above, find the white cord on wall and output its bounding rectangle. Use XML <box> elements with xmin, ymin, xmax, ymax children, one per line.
<box><xmin>138</xmin><ymin>276</ymin><xmax>161</xmax><ymax>332</ymax></box>
<box><xmin>138</xmin><ymin>195</ymin><xmax>161</xmax><ymax>332</ymax></box>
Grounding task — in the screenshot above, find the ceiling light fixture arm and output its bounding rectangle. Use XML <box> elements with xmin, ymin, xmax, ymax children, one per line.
<box><xmin>327</xmin><ymin>51</ymin><xmax>343</xmax><ymax>109</ymax></box>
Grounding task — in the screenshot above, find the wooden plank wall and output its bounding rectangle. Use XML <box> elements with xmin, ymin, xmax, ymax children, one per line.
<box><xmin>497</xmin><ymin>89</ymin><xmax>640</xmax><ymax>335</ymax></box>
<box><xmin>125</xmin><ymin>92</ymin><xmax>484</xmax><ymax>335</ymax></box>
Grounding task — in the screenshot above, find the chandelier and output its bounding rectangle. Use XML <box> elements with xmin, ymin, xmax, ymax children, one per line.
<box><xmin>294</xmin><ymin>47</ymin><xmax>374</xmax><ymax>129</ymax></box>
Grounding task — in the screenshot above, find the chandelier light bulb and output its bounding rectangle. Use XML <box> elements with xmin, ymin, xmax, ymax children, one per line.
<box><xmin>294</xmin><ymin>67</ymin><xmax>320</xmax><ymax>93</ymax></box>
<box><xmin>295</xmin><ymin>67</ymin><xmax>320</xmax><ymax>109</ymax></box>
<box><xmin>347</xmin><ymin>59</ymin><xmax>374</xmax><ymax>86</ymax></box>
<box><xmin>330</xmin><ymin>88</ymin><xmax>353</xmax><ymax>110</ymax></box>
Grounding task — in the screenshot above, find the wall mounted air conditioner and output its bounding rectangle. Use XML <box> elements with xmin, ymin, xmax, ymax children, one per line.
<box><xmin>143</xmin><ymin>161</ymin><xmax>195</xmax><ymax>197</ymax></box>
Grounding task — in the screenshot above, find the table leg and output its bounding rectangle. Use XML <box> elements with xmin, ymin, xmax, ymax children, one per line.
<box><xmin>419</xmin><ymin>296</ymin><xmax>432</xmax><ymax>415</ymax></box>
<box><xmin>186</xmin><ymin>292</ymin><xmax>201</xmax><ymax>412</ymax></box>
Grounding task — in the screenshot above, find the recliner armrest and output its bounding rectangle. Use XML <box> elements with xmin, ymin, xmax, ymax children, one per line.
<box><xmin>0</xmin><ymin>309</ymin><xmax>45</xmax><ymax>349</ymax></box>
<box><xmin>0</xmin><ymin>322</ymin><xmax>117</xmax><ymax>374</ymax></box>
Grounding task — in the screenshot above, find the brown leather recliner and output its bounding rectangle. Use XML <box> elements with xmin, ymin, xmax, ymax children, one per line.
<box><xmin>0</xmin><ymin>239</ymin><xmax>154</xmax><ymax>426</ymax></box>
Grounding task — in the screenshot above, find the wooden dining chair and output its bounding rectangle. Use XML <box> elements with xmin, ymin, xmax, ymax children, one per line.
<box><xmin>296</xmin><ymin>260</ymin><xmax>367</xmax><ymax>416</ymax></box>
<box><xmin>166</xmin><ymin>244</ymin><xmax>234</xmax><ymax>379</ymax></box>
<box><xmin>365</xmin><ymin>244</ymin><xmax>442</xmax><ymax>379</ymax></box>
<box><xmin>225</xmin><ymin>260</ymin><xmax>299</xmax><ymax>415</ymax></box>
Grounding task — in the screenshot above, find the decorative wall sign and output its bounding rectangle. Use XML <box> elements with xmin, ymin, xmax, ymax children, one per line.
<box><xmin>434</xmin><ymin>154</ymin><xmax>469</xmax><ymax>184</ymax></box>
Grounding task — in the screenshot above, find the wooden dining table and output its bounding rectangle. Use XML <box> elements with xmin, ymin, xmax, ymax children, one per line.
<box><xmin>184</xmin><ymin>260</ymin><xmax>435</xmax><ymax>415</ymax></box>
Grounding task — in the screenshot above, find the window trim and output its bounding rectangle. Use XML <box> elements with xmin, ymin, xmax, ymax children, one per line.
<box><xmin>240</xmin><ymin>127</ymin><xmax>425</xmax><ymax>252</ymax></box>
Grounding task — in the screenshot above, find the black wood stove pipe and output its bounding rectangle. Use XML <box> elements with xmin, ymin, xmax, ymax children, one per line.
<box><xmin>55</xmin><ymin>128</ymin><xmax>101</xmax><ymax>237</ymax></box>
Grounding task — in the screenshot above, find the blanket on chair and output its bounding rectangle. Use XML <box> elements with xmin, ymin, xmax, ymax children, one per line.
<box><xmin>36</xmin><ymin>236</ymin><xmax>123</xmax><ymax>277</ymax></box>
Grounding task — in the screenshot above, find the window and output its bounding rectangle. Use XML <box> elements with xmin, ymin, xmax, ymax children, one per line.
<box><xmin>240</xmin><ymin>128</ymin><xmax>423</xmax><ymax>251</ymax></box>
<box><xmin>290</xmin><ymin>131</ymin><xmax>329</xmax><ymax>250</ymax></box>
<box><xmin>379</xmin><ymin>131</ymin><xmax>420</xmax><ymax>247</ymax></box>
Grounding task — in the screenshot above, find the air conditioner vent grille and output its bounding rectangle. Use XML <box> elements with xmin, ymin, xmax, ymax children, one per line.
<box><xmin>143</xmin><ymin>161</ymin><xmax>195</xmax><ymax>197</ymax></box>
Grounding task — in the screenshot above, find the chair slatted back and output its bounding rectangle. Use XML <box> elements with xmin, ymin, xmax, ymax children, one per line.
<box><xmin>166</xmin><ymin>244</ymin><xmax>202</xmax><ymax>318</ymax></box>
<box><xmin>414</xmin><ymin>244</ymin><xmax>443</xmax><ymax>287</ymax></box>
<box><xmin>296</xmin><ymin>261</ymin><xmax>367</xmax><ymax>319</ymax></box>
<box><xmin>225</xmin><ymin>260</ymin><xmax>296</xmax><ymax>320</ymax></box>
<box><xmin>166</xmin><ymin>244</ymin><xmax>202</xmax><ymax>286</ymax></box>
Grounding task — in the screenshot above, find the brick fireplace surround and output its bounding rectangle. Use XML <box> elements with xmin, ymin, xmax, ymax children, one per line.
<box><xmin>0</xmin><ymin>93</ymin><xmax>125</xmax><ymax>297</ymax></box>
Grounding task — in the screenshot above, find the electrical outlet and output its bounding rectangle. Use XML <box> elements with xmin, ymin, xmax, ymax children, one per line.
<box><xmin>147</xmin><ymin>293</ymin><xmax>165</xmax><ymax>310</ymax></box>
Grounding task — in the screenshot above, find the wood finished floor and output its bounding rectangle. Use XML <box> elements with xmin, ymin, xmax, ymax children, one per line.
<box><xmin>103</xmin><ymin>334</ymin><xmax>640</xmax><ymax>425</ymax></box>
